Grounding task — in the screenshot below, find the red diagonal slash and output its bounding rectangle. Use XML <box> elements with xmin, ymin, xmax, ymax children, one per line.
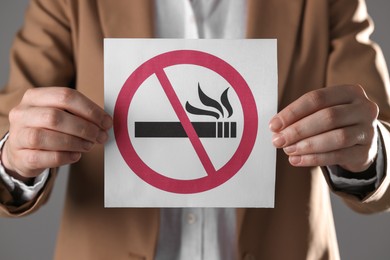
<box><xmin>155</xmin><ymin>68</ymin><xmax>217</xmax><ymax>176</ymax></box>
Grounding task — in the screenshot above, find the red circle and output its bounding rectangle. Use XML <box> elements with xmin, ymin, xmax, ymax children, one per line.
<box><xmin>114</xmin><ymin>50</ymin><xmax>258</xmax><ymax>194</ymax></box>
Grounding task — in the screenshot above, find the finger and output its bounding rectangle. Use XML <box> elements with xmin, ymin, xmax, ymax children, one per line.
<box><xmin>288</xmin><ymin>145</ymin><xmax>375</xmax><ymax>172</ymax></box>
<box><xmin>269</xmin><ymin>85</ymin><xmax>366</xmax><ymax>132</ymax></box>
<box><xmin>21</xmin><ymin>87</ymin><xmax>112</xmax><ymax>130</ymax></box>
<box><xmin>13</xmin><ymin>150</ymin><xmax>81</xmax><ymax>177</ymax></box>
<box><xmin>15</xmin><ymin>128</ymin><xmax>95</xmax><ymax>152</ymax></box>
<box><xmin>272</xmin><ymin>103</ymin><xmax>373</xmax><ymax>148</ymax></box>
<box><xmin>11</xmin><ymin>106</ymin><xmax>108</xmax><ymax>143</ymax></box>
<box><xmin>283</xmin><ymin>125</ymin><xmax>375</xmax><ymax>156</ymax></box>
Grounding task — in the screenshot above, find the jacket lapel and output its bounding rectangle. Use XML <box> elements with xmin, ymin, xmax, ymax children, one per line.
<box><xmin>235</xmin><ymin>0</ymin><xmax>303</xmax><ymax>241</ymax></box>
<box><xmin>247</xmin><ymin>0</ymin><xmax>304</xmax><ymax>105</ymax></box>
<box><xmin>97</xmin><ymin>0</ymin><xmax>155</xmax><ymax>38</ymax></box>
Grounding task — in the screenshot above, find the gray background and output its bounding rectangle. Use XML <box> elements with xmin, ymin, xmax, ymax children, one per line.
<box><xmin>0</xmin><ymin>1</ymin><xmax>389</xmax><ymax>259</ymax></box>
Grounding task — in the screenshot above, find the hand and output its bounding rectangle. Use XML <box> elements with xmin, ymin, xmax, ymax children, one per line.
<box><xmin>1</xmin><ymin>87</ymin><xmax>113</xmax><ymax>181</ymax></box>
<box><xmin>269</xmin><ymin>84</ymin><xmax>379</xmax><ymax>173</ymax></box>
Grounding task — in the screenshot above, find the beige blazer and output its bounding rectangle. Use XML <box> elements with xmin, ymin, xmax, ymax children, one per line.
<box><xmin>1</xmin><ymin>0</ymin><xmax>390</xmax><ymax>259</ymax></box>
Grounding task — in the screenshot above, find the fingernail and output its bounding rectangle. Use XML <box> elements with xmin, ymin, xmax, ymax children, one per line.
<box><xmin>283</xmin><ymin>145</ymin><xmax>296</xmax><ymax>155</ymax></box>
<box><xmin>289</xmin><ymin>156</ymin><xmax>301</xmax><ymax>165</ymax></box>
<box><xmin>269</xmin><ymin>117</ymin><xmax>283</xmax><ymax>132</ymax></box>
<box><xmin>102</xmin><ymin>115</ymin><xmax>113</xmax><ymax>130</ymax></box>
<box><xmin>71</xmin><ymin>152</ymin><xmax>81</xmax><ymax>161</ymax></box>
<box><xmin>97</xmin><ymin>131</ymin><xmax>108</xmax><ymax>143</ymax></box>
<box><xmin>272</xmin><ymin>134</ymin><xmax>286</xmax><ymax>147</ymax></box>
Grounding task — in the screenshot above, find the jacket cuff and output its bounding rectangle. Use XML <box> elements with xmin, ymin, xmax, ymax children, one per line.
<box><xmin>324</xmin><ymin>122</ymin><xmax>390</xmax><ymax>214</ymax></box>
<box><xmin>326</xmin><ymin>126</ymin><xmax>384</xmax><ymax>199</ymax></box>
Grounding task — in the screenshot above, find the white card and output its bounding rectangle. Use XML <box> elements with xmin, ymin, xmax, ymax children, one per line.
<box><xmin>104</xmin><ymin>39</ymin><xmax>277</xmax><ymax>207</ymax></box>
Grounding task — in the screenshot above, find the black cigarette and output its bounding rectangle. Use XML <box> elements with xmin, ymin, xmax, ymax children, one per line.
<box><xmin>135</xmin><ymin>122</ymin><xmax>236</xmax><ymax>138</ymax></box>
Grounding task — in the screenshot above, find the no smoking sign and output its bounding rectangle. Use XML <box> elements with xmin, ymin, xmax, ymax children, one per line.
<box><xmin>104</xmin><ymin>39</ymin><xmax>277</xmax><ymax>207</ymax></box>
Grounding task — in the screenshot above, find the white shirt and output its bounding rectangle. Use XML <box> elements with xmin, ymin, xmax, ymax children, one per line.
<box><xmin>154</xmin><ymin>1</ymin><xmax>247</xmax><ymax>259</ymax></box>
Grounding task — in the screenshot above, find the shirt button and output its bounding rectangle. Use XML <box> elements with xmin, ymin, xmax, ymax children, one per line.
<box><xmin>187</xmin><ymin>212</ymin><xmax>197</xmax><ymax>224</ymax></box>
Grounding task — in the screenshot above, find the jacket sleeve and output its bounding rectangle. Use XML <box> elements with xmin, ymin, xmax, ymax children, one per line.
<box><xmin>0</xmin><ymin>0</ymin><xmax>74</xmax><ymax>217</ymax></box>
<box><xmin>324</xmin><ymin>0</ymin><xmax>390</xmax><ymax>213</ymax></box>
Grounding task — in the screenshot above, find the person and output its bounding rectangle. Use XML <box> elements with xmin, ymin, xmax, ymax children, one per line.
<box><xmin>0</xmin><ymin>0</ymin><xmax>389</xmax><ymax>259</ymax></box>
